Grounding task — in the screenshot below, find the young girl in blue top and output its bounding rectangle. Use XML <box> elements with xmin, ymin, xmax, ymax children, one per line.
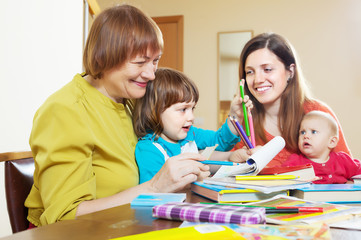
<box><xmin>133</xmin><ymin>67</ymin><xmax>253</xmax><ymax>183</ymax></box>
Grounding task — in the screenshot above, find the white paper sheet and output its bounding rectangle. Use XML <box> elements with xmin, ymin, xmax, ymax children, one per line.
<box><xmin>212</xmin><ymin>136</ymin><xmax>285</xmax><ymax>178</ymax></box>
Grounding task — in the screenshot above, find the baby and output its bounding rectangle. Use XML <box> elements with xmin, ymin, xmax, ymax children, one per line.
<box><xmin>282</xmin><ymin>111</ymin><xmax>361</xmax><ymax>184</ymax></box>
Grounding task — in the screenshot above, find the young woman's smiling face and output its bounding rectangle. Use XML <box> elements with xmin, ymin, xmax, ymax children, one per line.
<box><xmin>245</xmin><ymin>48</ymin><xmax>292</xmax><ymax>107</ymax></box>
<box><xmin>160</xmin><ymin>101</ymin><xmax>196</xmax><ymax>143</ymax></box>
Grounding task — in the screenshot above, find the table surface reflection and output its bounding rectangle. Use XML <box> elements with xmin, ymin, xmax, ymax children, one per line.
<box><xmin>2</xmin><ymin>191</ymin><xmax>361</xmax><ymax>239</ymax></box>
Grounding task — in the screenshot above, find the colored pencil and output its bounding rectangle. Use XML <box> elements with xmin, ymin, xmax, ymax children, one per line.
<box><xmin>248</xmin><ymin>109</ymin><xmax>256</xmax><ymax>147</ymax></box>
<box><xmin>199</xmin><ymin>202</ymin><xmax>324</xmax><ymax>213</ymax></box>
<box><xmin>239</xmin><ymin>80</ymin><xmax>250</xmax><ymax>136</ymax></box>
<box><xmin>201</xmin><ymin>160</ymin><xmax>240</xmax><ymax>166</ymax></box>
<box><xmin>228</xmin><ymin>115</ymin><xmax>250</xmax><ymax>149</ymax></box>
<box><xmin>233</xmin><ymin>116</ymin><xmax>254</xmax><ymax>149</ymax></box>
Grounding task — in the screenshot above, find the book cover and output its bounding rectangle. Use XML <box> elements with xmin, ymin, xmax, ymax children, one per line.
<box><xmin>259</xmin><ymin>163</ymin><xmax>312</xmax><ymax>174</ymax></box>
<box><xmin>204</xmin><ymin>177</ymin><xmax>311</xmax><ymax>193</ymax></box>
<box><xmin>243</xmin><ymin>195</ymin><xmax>361</xmax><ymax>225</ymax></box>
<box><xmin>191</xmin><ymin>181</ymin><xmax>288</xmax><ymax>203</ymax></box>
<box><xmin>152</xmin><ymin>202</ymin><xmax>266</xmax><ymax>225</ymax></box>
<box><xmin>291</xmin><ymin>184</ymin><xmax>361</xmax><ymax>203</ymax></box>
<box><xmin>130</xmin><ymin>193</ymin><xmax>186</xmax><ymax>207</ymax></box>
<box><xmin>180</xmin><ymin>222</ymin><xmax>331</xmax><ymax>240</ymax></box>
<box><xmin>111</xmin><ymin>224</ymin><xmax>246</xmax><ymax>240</ymax></box>
<box><xmin>232</xmin><ymin>223</ymin><xmax>331</xmax><ymax>240</ymax></box>
<box><xmin>259</xmin><ymin>164</ymin><xmax>317</xmax><ymax>181</ymax></box>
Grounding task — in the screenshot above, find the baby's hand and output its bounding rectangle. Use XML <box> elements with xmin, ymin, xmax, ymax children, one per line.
<box><xmin>229</xmin><ymin>145</ymin><xmax>262</xmax><ymax>163</ymax></box>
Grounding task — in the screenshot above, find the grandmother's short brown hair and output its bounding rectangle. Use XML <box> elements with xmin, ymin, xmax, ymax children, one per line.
<box><xmin>83</xmin><ymin>4</ymin><xmax>163</xmax><ymax>79</ymax></box>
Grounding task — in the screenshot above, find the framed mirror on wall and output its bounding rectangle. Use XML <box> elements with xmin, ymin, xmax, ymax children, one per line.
<box><xmin>217</xmin><ymin>30</ymin><xmax>253</xmax><ymax>128</ymax></box>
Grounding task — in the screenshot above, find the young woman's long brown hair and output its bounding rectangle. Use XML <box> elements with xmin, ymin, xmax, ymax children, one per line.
<box><xmin>239</xmin><ymin>33</ymin><xmax>312</xmax><ymax>151</ymax></box>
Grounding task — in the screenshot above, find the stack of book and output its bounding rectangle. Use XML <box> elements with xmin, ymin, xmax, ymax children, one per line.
<box><xmin>203</xmin><ymin>176</ymin><xmax>311</xmax><ymax>194</ymax></box>
<box><xmin>291</xmin><ymin>184</ymin><xmax>361</xmax><ymax>204</ymax></box>
<box><xmin>191</xmin><ymin>181</ymin><xmax>288</xmax><ymax>203</ymax></box>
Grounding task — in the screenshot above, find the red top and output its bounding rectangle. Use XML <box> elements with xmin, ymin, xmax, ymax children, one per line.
<box><xmin>283</xmin><ymin>152</ymin><xmax>361</xmax><ymax>184</ymax></box>
<box><xmin>234</xmin><ymin>100</ymin><xmax>351</xmax><ymax>167</ymax></box>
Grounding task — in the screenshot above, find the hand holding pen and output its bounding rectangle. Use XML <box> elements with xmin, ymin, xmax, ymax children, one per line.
<box><xmin>239</xmin><ymin>79</ymin><xmax>250</xmax><ymax>136</ymax></box>
<box><xmin>228</xmin><ymin>80</ymin><xmax>253</xmax><ymax>136</ymax></box>
<box><xmin>229</xmin><ymin>145</ymin><xmax>260</xmax><ymax>163</ymax></box>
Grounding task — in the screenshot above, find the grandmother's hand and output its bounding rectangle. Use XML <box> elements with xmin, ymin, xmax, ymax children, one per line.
<box><xmin>148</xmin><ymin>153</ymin><xmax>210</xmax><ymax>193</ymax></box>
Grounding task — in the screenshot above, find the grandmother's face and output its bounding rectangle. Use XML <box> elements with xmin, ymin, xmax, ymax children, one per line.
<box><xmin>101</xmin><ymin>49</ymin><xmax>162</xmax><ymax>103</ymax></box>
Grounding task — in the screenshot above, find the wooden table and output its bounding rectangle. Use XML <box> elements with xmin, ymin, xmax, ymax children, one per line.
<box><xmin>1</xmin><ymin>192</ymin><xmax>361</xmax><ymax>239</ymax></box>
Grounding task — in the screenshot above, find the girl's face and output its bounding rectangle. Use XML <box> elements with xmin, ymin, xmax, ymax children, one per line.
<box><xmin>244</xmin><ymin>48</ymin><xmax>292</xmax><ymax>107</ymax></box>
<box><xmin>100</xmin><ymin>49</ymin><xmax>162</xmax><ymax>103</ymax></box>
<box><xmin>160</xmin><ymin>101</ymin><xmax>196</xmax><ymax>143</ymax></box>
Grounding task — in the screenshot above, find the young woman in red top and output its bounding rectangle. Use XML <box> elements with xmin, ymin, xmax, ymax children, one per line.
<box><xmin>234</xmin><ymin>33</ymin><xmax>351</xmax><ymax>167</ymax></box>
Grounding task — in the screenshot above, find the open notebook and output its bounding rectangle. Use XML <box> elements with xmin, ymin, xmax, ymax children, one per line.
<box><xmin>212</xmin><ymin>136</ymin><xmax>285</xmax><ymax>178</ymax></box>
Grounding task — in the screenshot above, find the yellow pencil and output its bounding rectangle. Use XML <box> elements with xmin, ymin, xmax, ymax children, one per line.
<box><xmin>235</xmin><ymin>175</ymin><xmax>298</xmax><ymax>181</ymax></box>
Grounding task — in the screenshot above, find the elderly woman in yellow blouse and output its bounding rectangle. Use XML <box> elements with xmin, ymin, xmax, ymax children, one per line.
<box><xmin>25</xmin><ymin>4</ymin><xmax>210</xmax><ymax>227</ymax></box>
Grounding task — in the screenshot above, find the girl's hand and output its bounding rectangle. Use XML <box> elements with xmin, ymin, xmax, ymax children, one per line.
<box><xmin>229</xmin><ymin>145</ymin><xmax>262</xmax><ymax>163</ymax></box>
<box><xmin>148</xmin><ymin>153</ymin><xmax>210</xmax><ymax>193</ymax></box>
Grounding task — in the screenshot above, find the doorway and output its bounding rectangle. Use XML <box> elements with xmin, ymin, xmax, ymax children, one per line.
<box><xmin>152</xmin><ymin>15</ymin><xmax>183</xmax><ymax>71</ymax></box>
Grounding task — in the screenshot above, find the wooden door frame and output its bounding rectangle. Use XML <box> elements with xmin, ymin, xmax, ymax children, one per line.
<box><xmin>152</xmin><ymin>15</ymin><xmax>184</xmax><ymax>71</ymax></box>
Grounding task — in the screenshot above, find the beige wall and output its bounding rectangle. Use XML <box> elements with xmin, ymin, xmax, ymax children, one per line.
<box><xmin>1</xmin><ymin>1</ymin><xmax>83</xmax><ymax>237</ymax></box>
<box><xmin>101</xmin><ymin>0</ymin><xmax>361</xmax><ymax>156</ymax></box>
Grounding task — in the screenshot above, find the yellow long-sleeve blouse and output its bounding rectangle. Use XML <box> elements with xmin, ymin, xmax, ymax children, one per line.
<box><xmin>25</xmin><ymin>74</ymin><xmax>139</xmax><ymax>226</ymax></box>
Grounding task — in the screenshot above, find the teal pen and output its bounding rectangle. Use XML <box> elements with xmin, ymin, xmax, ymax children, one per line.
<box><xmin>201</xmin><ymin>160</ymin><xmax>239</xmax><ymax>166</ymax></box>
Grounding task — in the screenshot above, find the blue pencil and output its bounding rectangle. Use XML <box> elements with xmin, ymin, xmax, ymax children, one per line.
<box><xmin>201</xmin><ymin>160</ymin><xmax>239</xmax><ymax>166</ymax></box>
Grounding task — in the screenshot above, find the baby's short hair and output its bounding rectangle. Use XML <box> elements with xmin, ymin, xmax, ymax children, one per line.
<box><xmin>303</xmin><ymin>111</ymin><xmax>339</xmax><ymax>137</ymax></box>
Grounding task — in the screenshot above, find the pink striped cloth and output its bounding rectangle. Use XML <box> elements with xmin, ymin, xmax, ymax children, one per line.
<box><xmin>152</xmin><ymin>202</ymin><xmax>265</xmax><ymax>224</ymax></box>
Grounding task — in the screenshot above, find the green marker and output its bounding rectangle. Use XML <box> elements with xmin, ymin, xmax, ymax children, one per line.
<box><xmin>239</xmin><ymin>80</ymin><xmax>250</xmax><ymax>136</ymax></box>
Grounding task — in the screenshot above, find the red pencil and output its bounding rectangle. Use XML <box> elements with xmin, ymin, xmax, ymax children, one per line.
<box><xmin>276</xmin><ymin>206</ymin><xmax>324</xmax><ymax>213</ymax></box>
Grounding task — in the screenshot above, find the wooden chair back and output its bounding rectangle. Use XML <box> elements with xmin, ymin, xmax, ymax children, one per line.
<box><xmin>1</xmin><ymin>151</ymin><xmax>34</xmax><ymax>233</ymax></box>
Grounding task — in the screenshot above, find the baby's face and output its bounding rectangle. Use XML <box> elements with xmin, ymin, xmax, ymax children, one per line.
<box><xmin>298</xmin><ymin>117</ymin><xmax>334</xmax><ymax>158</ymax></box>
